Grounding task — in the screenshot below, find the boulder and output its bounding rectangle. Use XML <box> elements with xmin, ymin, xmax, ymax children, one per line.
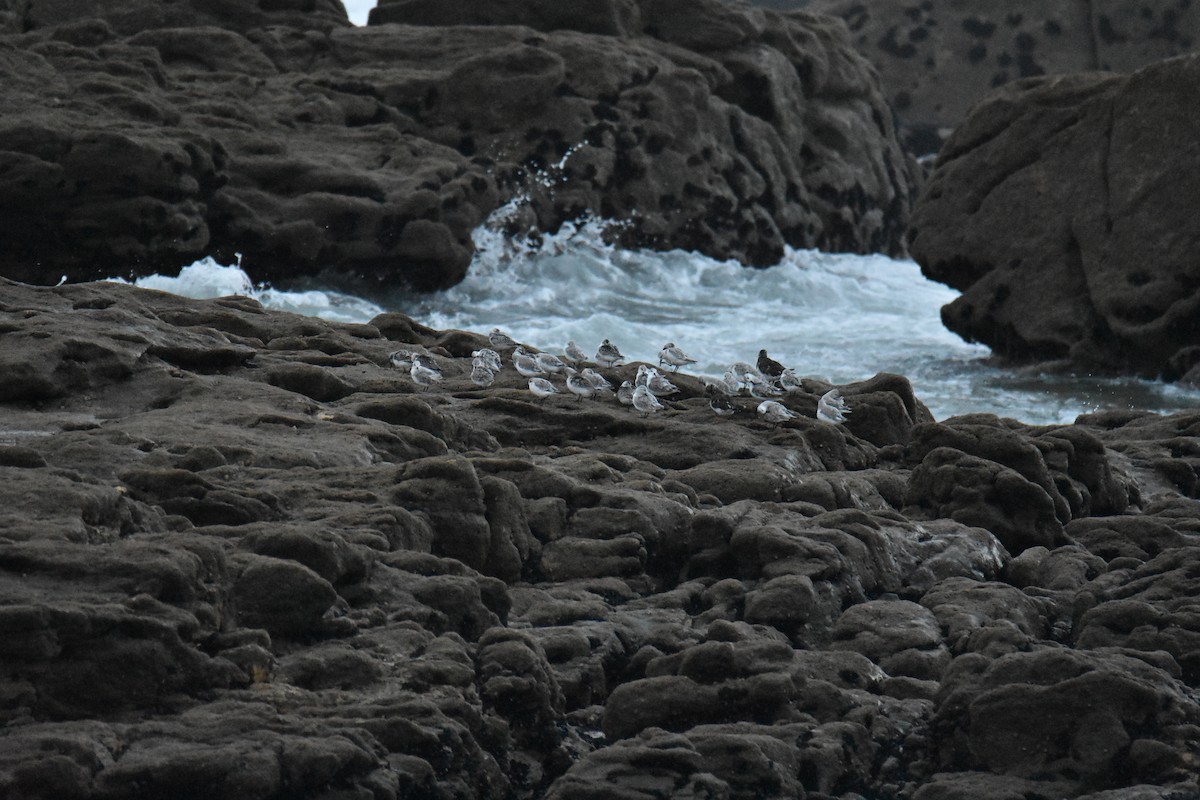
<box><xmin>909</xmin><ymin>55</ymin><xmax>1200</xmax><ymax>381</ymax></box>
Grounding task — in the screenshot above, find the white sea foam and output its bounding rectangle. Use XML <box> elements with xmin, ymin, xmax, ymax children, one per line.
<box><xmin>117</xmin><ymin>258</ymin><xmax>385</xmax><ymax>324</ymax></box>
<box><xmin>116</xmin><ymin>215</ymin><xmax>1200</xmax><ymax>425</ymax></box>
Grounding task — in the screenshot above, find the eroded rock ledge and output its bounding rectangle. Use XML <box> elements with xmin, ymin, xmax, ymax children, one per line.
<box><xmin>0</xmin><ymin>0</ymin><xmax>917</xmax><ymax>291</ymax></box>
<box><xmin>1</xmin><ymin>278</ymin><xmax>1198</xmax><ymax>799</ymax></box>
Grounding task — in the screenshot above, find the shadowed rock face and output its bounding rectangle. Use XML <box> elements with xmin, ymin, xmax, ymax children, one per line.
<box><xmin>908</xmin><ymin>54</ymin><xmax>1200</xmax><ymax>382</ymax></box>
<box><xmin>0</xmin><ymin>0</ymin><xmax>918</xmax><ymax>291</ymax></box>
<box><xmin>2</xmin><ymin>278</ymin><xmax>1199</xmax><ymax>798</ymax></box>
<box><xmin>803</xmin><ymin>0</ymin><xmax>1200</xmax><ymax>154</ymax></box>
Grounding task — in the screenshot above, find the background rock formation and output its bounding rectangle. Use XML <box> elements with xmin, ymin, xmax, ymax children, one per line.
<box><xmin>801</xmin><ymin>0</ymin><xmax>1200</xmax><ymax>153</ymax></box>
<box><xmin>908</xmin><ymin>54</ymin><xmax>1200</xmax><ymax>383</ymax></box>
<box><xmin>1</xmin><ymin>277</ymin><xmax>1198</xmax><ymax>798</ymax></box>
<box><xmin>0</xmin><ymin>0</ymin><xmax>917</xmax><ymax>291</ymax></box>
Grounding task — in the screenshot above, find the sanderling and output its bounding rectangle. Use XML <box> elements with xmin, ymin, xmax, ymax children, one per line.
<box><xmin>489</xmin><ymin>328</ymin><xmax>518</xmax><ymax>349</ymax></box>
<box><xmin>389</xmin><ymin>349</ymin><xmax>415</xmax><ymax>369</ymax></box>
<box><xmin>779</xmin><ymin>368</ymin><xmax>803</xmax><ymax>392</ymax></box>
<box><xmin>817</xmin><ymin>388</ymin><xmax>851</xmax><ymax>424</ymax></box>
<box><xmin>595</xmin><ymin>339</ymin><xmax>626</xmax><ymax>367</ymax></box>
<box><xmin>748</xmin><ymin>377</ymin><xmax>782</xmax><ymax>398</ymax></box>
<box><xmin>472</xmin><ymin>348</ymin><xmax>502</xmax><ymax>372</ymax></box>
<box><xmin>720</xmin><ymin>370</ymin><xmax>742</xmax><ymax>395</ymax></box>
<box><xmin>635</xmin><ymin>364</ymin><xmax>652</xmax><ymax>388</ymax></box>
<box><xmin>731</xmin><ymin>362</ymin><xmax>778</xmax><ymax>396</ymax></box>
<box><xmin>705</xmin><ymin>385</ymin><xmax>736</xmax><ymax>416</ymax></box>
<box><xmin>564</xmin><ymin>340</ymin><xmax>588</xmax><ymax>364</ymax></box>
<box><xmin>757</xmin><ymin>349</ymin><xmax>786</xmax><ymax>380</ymax></box>
<box><xmin>413</xmin><ymin>354</ymin><xmax>440</xmax><ymax>372</ymax></box>
<box><xmin>757</xmin><ymin>400</ymin><xmax>796</xmax><ymax>424</ymax></box>
<box><xmin>699</xmin><ymin>375</ymin><xmax>732</xmax><ymax>395</ymax></box>
<box><xmin>581</xmin><ymin>368</ymin><xmax>612</xmax><ymax>391</ymax></box>
<box><xmin>512</xmin><ymin>347</ymin><xmax>546</xmax><ymax>377</ymax></box>
<box><xmin>528</xmin><ymin>377</ymin><xmax>559</xmax><ymax>401</ymax></box>
<box><xmin>632</xmin><ymin>385</ymin><xmax>665</xmax><ymax>415</ymax></box>
<box><xmin>647</xmin><ymin>371</ymin><xmax>679</xmax><ymax>396</ymax></box>
<box><xmin>410</xmin><ymin>361</ymin><xmax>442</xmax><ymax>390</ymax></box>
<box><xmin>659</xmin><ymin>342</ymin><xmax>697</xmax><ymax>372</ymax></box>
<box><xmin>565</xmin><ymin>370</ymin><xmax>596</xmax><ymax>401</ymax></box>
<box><xmin>536</xmin><ymin>352</ymin><xmax>567</xmax><ymax>374</ymax></box>
<box><xmin>470</xmin><ymin>363</ymin><xmax>494</xmax><ymax>387</ymax></box>
<box><xmin>729</xmin><ymin>361</ymin><xmax>761</xmax><ymax>386</ymax></box>
<box><xmin>617</xmin><ymin>380</ymin><xmax>635</xmax><ymax>406</ymax></box>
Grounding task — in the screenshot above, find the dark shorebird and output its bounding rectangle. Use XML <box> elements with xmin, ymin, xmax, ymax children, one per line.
<box><xmin>757</xmin><ymin>349</ymin><xmax>786</xmax><ymax>379</ymax></box>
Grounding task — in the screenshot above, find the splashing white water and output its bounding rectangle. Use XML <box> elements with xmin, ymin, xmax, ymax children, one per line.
<box><xmin>117</xmin><ymin>217</ymin><xmax>1200</xmax><ymax>425</ymax></box>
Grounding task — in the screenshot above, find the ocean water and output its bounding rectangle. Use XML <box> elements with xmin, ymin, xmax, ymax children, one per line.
<box><xmin>122</xmin><ymin>207</ymin><xmax>1200</xmax><ymax>425</ymax></box>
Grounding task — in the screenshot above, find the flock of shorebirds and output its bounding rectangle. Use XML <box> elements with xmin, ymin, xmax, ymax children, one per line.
<box><xmin>389</xmin><ymin>328</ymin><xmax>851</xmax><ymax>426</ymax></box>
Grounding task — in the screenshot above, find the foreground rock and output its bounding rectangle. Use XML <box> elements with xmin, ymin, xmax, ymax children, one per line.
<box><xmin>908</xmin><ymin>53</ymin><xmax>1200</xmax><ymax>383</ymax></box>
<box><xmin>0</xmin><ymin>0</ymin><xmax>917</xmax><ymax>291</ymax></box>
<box><xmin>804</xmin><ymin>0</ymin><xmax>1200</xmax><ymax>153</ymax></box>
<box><xmin>1</xmin><ymin>277</ymin><xmax>1198</xmax><ymax>798</ymax></box>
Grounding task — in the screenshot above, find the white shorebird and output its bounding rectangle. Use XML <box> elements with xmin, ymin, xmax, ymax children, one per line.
<box><xmin>489</xmin><ymin>328</ymin><xmax>518</xmax><ymax>349</ymax></box>
<box><xmin>616</xmin><ymin>381</ymin><xmax>635</xmax><ymax>406</ymax></box>
<box><xmin>581</xmin><ymin>368</ymin><xmax>612</xmax><ymax>392</ymax></box>
<box><xmin>535</xmin><ymin>352</ymin><xmax>567</xmax><ymax>374</ymax></box>
<box><xmin>472</xmin><ymin>348</ymin><xmax>502</xmax><ymax>372</ymax></box>
<box><xmin>817</xmin><ymin>388</ymin><xmax>851</xmax><ymax>424</ymax></box>
<box><xmin>389</xmin><ymin>349</ymin><xmax>415</xmax><ymax>369</ymax></box>
<box><xmin>470</xmin><ymin>364</ymin><xmax>494</xmax><ymax>387</ymax></box>
<box><xmin>565</xmin><ymin>370</ymin><xmax>596</xmax><ymax>401</ymax></box>
<box><xmin>720</xmin><ymin>370</ymin><xmax>742</xmax><ymax>395</ymax></box>
<box><xmin>757</xmin><ymin>400</ymin><xmax>796</xmax><ymax>424</ymax></box>
<box><xmin>659</xmin><ymin>342</ymin><xmax>697</xmax><ymax>372</ymax></box>
<box><xmin>595</xmin><ymin>339</ymin><xmax>626</xmax><ymax>367</ymax></box>
<box><xmin>564</xmin><ymin>340</ymin><xmax>589</xmax><ymax>365</ymax></box>
<box><xmin>410</xmin><ymin>361</ymin><xmax>442</xmax><ymax>390</ymax></box>
<box><xmin>648</xmin><ymin>372</ymin><xmax>679</xmax><ymax>397</ymax></box>
<box><xmin>512</xmin><ymin>347</ymin><xmax>546</xmax><ymax>377</ymax></box>
<box><xmin>413</xmin><ymin>354</ymin><xmax>440</xmax><ymax>372</ymax></box>
<box><xmin>528</xmin><ymin>377</ymin><xmax>559</xmax><ymax>401</ymax></box>
<box><xmin>779</xmin><ymin>368</ymin><xmax>803</xmax><ymax>392</ymax></box>
<box><xmin>632</xmin><ymin>385</ymin><xmax>665</xmax><ymax>416</ymax></box>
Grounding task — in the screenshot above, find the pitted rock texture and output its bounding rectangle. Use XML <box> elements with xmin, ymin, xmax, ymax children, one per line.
<box><xmin>0</xmin><ymin>0</ymin><xmax>917</xmax><ymax>292</ymax></box>
<box><xmin>2</xmin><ymin>277</ymin><xmax>1200</xmax><ymax>798</ymax></box>
<box><xmin>803</xmin><ymin>0</ymin><xmax>1200</xmax><ymax>154</ymax></box>
<box><xmin>907</xmin><ymin>54</ymin><xmax>1200</xmax><ymax>382</ymax></box>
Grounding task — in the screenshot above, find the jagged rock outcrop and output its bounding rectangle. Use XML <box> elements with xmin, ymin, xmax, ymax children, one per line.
<box><xmin>907</xmin><ymin>54</ymin><xmax>1200</xmax><ymax>383</ymax></box>
<box><xmin>1</xmin><ymin>277</ymin><xmax>1199</xmax><ymax>798</ymax></box>
<box><xmin>0</xmin><ymin>0</ymin><xmax>918</xmax><ymax>291</ymax></box>
<box><xmin>803</xmin><ymin>0</ymin><xmax>1200</xmax><ymax>153</ymax></box>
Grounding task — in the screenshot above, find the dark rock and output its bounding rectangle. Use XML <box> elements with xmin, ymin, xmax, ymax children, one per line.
<box><xmin>230</xmin><ymin>553</ymin><xmax>340</xmax><ymax>636</ymax></box>
<box><xmin>808</xmin><ymin>0</ymin><xmax>1200</xmax><ymax>154</ymax></box>
<box><xmin>932</xmin><ymin>648</ymin><xmax>1200</xmax><ymax>787</ymax></box>
<box><xmin>905</xmin><ymin>446</ymin><xmax>1068</xmax><ymax>555</ymax></box>
<box><xmin>0</xmin><ymin>0</ymin><xmax>917</xmax><ymax>290</ymax></box>
<box><xmin>909</xmin><ymin>55</ymin><xmax>1200</xmax><ymax>380</ymax></box>
<box><xmin>3</xmin><ymin>278</ymin><xmax>1200</xmax><ymax>798</ymax></box>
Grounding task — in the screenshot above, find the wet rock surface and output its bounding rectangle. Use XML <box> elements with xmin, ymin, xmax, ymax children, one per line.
<box><xmin>0</xmin><ymin>0</ymin><xmax>916</xmax><ymax>291</ymax></box>
<box><xmin>1</xmin><ymin>278</ymin><xmax>1198</xmax><ymax>799</ymax></box>
<box><xmin>908</xmin><ymin>54</ymin><xmax>1200</xmax><ymax>383</ymax></box>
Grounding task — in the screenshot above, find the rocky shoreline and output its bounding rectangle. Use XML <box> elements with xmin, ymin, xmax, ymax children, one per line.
<box><xmin>1</xmin><ymin>277</ymin><xmax>1197</xmax><ymax>799</ymax></box>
